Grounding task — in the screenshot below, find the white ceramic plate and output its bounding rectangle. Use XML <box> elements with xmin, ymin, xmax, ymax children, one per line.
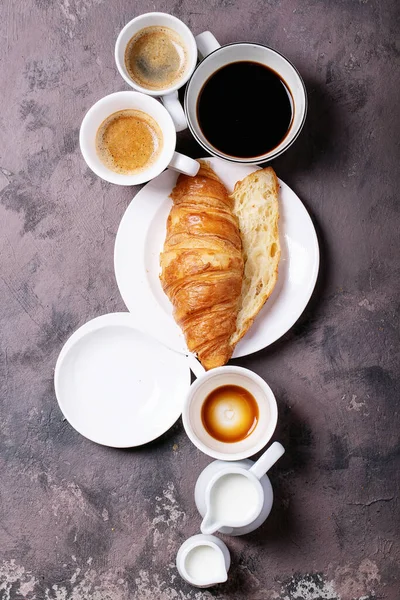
<box><xmin>54</xmin><ymin>313</ymin><xmax>190</xmax><ymax>447</ymax></box>
<box><xmin>114</xmin><ymin>157</ymin><xmax>319</xmax><ymax>357</ymax></box>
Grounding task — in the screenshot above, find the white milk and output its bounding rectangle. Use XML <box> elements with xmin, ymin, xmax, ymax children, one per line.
<box><xmin>211</xmin><ymin>473</ymin><xmax>259</xmax><ymax>523</ymax></box>
<box><xmin>185</xmin><ymin>545</ymin><xmax>224</xmax><ymax>583</ymax></box>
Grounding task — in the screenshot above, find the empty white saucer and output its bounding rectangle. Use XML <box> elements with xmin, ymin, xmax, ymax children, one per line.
<box><xmin>54</xmin><ymin>313</ymin><xmax>191</xmax><ymax>447</ymax></box>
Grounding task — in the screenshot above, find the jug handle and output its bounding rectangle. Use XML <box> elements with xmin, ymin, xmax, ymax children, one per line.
<box><xmin>250</xmin><ymin>442</ymin><xmax>285</xmax><ymax>480</ymax></box>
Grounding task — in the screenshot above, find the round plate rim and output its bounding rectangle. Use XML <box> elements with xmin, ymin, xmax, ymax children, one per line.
<box><xmin>54</xmin><ymin>312</ymin><xmax>191</xmax><ymax>448</ymax></box>
<box><xmin>114</xmin><ymin>158</ymin><xmax>320</xmax><ymax>358</ymax></box>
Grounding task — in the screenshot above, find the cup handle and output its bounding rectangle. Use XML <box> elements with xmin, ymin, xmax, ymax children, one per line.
<box><xmin>161</xmin><ymin>91</ymin><xmax>187</xmax><ymax>132</ymax></box>
<box><xmin>168</xmin><ymin>152</ymin><xmax>199</xmax><ymax>177</ymax></box>
<box><xmin>195</xmin><ymin>31</ymin><xmax>221</xmax><ymax>58</ymax></box>
<box><xmin>249</xmin><ymin>442</ymin><xmax>285</xmax><ymax>480</ymax></box>
<box><xmin>186</xmin><ymin>353</ymin><xmax>206</xmax><ymax>378</ymax></box>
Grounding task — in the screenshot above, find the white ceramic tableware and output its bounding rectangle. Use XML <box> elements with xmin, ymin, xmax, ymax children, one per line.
<box><xmin>79</xmin><ymin>91</ymin><xmax>199</xmax><ymax>185</ymax></box>
<box><xmin>201</xmin><ymin>466</ymin><xmax>264</xmax><ymax>535</ymax></box>
<box><xmin>115</xmin><ymin>12</ymin><xmax>198</xmax><ymax>132</ymax></box>
<box><xmin>176</xmin><ymin>534</ymin><xmax>230</xmax><ymax>588</ymax></box>
<box><xmin>54</xmin><ymin>313</ymin><xmax>191</xmax><ymax>447</ymax></box>
<box><xmin>114</xmin><ymin>156</ymin><xmax>319</xmax><ymax>358</ymax></box>
<box><xmin>199</xmin><ymin>443</ymin><xmax>284</xmax><ymax>535</ymax></box>
<box><xmin>182</xmin><ymin>366</ymin><xmax>278</xmax><ymax>461</ymax></box>
<box><xmin>195</xmin><ymin>458</ymin><xmax>273</xmax><ymax>536</ymax></box>
<box><xmin>185</xmin><ymin>32</ymin><xmax>307</xmax><ymax>163</ymax></box>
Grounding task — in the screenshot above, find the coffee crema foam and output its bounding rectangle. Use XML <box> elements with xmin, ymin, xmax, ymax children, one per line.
<box><xmin>96</xmin><ymin>109</ymin><xmax>163</xmax><ymax>175</ymax></box>
<box><xmin>124</xmin><ymin>25</ymin><xmax>188</xmax><ymax>91</ymax></box>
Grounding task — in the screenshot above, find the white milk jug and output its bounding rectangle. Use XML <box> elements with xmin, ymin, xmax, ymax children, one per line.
<box><xmin>176</xmin><ymin>534</ymin><xmax>231</xmax><ymax>588</ymax></box>
<box><xmin>196</xmin><ymin>442</ymin><xmax>285</xmax><ymax>536</ymax></box>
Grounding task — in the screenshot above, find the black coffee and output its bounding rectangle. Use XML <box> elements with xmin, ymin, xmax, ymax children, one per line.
<box><xmin>197</xmin><ymin>61</ymin><xmax>293</xmax><ymax>158</ymax></box>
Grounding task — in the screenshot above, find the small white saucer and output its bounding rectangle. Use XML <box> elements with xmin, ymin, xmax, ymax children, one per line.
<box><xmin>54</xmin><ymin>313</ymin><xmax>191</xmax><ymax>447</ymax></box>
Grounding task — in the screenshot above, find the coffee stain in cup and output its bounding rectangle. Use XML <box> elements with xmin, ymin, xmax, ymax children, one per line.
<box><xmin>201</xmin><ymin>384</ymin><xmax>259</xmax><ymax>443</ymax></box>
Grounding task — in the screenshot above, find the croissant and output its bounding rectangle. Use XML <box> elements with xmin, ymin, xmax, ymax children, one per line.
<box><xmin>160</xmin><ymin>161</ymin><xmax>244</xmax><ymax>370</ymax></box>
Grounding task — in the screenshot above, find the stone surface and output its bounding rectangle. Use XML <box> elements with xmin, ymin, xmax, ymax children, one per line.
<box><xmin>0</xmin><ymin>0</ymin><xmax>399</xmax><ymax>598</ymax></box>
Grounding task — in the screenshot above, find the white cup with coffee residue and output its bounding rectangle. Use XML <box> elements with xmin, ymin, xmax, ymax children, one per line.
<box><xmin>182</xmin><ymin>365</ymin><xmax>278</xmax><ymax>461</ymax></box>
<box><xmin>115</xmin><ymin>13</ymin><xmax>198</xmax><ymax>132</ymax></box>
<box><xmin>80</xmin><ymin>91</ymin><xmax>199</xmax><ymax>185</ymax></box>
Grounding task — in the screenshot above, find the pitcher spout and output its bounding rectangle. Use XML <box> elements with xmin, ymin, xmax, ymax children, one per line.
<box><xmin>200</xmin><ymin>512</ymin><xmax>221</xmax><ymax>535</ymax></box>
<box><xmin>213</xmin><ymin>567</ymin><xmax>228</xmax><ymax>584</ymax></box>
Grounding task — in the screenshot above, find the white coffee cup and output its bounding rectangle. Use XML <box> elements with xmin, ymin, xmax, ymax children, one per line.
<box><xmin>182</xmin><ymin>365</ymin><xmax>278</xmax><ymax>461</ymax></box>
<box><xmin>185</xmin><ymin>32</ymin><xmax>308</xmax><ymax>164</ymax></box>
<box><xmin>79</xmin><ymin>91</ymin><xmax>199</xmax><ymax>185</ymax></box>
<box><xmin>115</xmin><ymin>12</ymin><xmax>198</xmax><ymax>132</ymax></box>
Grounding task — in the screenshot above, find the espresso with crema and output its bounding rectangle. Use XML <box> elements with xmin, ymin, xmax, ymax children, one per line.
<box><xmin>124</xmin><ymin>26</ymin><xmax>188</xmax><ymax>90</ymax></box>
<box><xmin>96</xmin><ymin>109</ymin><xmax>163</xmax><ymax>175</ymax></box>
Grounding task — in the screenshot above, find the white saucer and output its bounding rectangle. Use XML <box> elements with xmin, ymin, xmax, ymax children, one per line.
<box><xmin>54</xmin><ymin>313</ymin><xmax>191</xmax><ymax>447</ymax></box>
<box><xmin>114</xmin><ymin>157</ymin><xmax>319</xmax><ymax>357</ymax></box>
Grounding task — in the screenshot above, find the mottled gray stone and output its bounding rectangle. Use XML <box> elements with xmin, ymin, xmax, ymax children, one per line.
<box><xmin>0</xmin><ymin>0</ymin><xmax>399</xmax><ymax>598</ymax></box>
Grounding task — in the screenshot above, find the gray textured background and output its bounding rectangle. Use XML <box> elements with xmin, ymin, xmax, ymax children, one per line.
<box><xmin>0</xmin><ymin>1</ymin><xmax>399</xmax><ymax>598</ymax></box>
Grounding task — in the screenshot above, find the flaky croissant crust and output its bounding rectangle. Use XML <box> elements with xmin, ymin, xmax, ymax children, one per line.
<box><xmin>160</xmin><ymin>161</ymin><xmax>244</xmax><ymax>370</ymax></box>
